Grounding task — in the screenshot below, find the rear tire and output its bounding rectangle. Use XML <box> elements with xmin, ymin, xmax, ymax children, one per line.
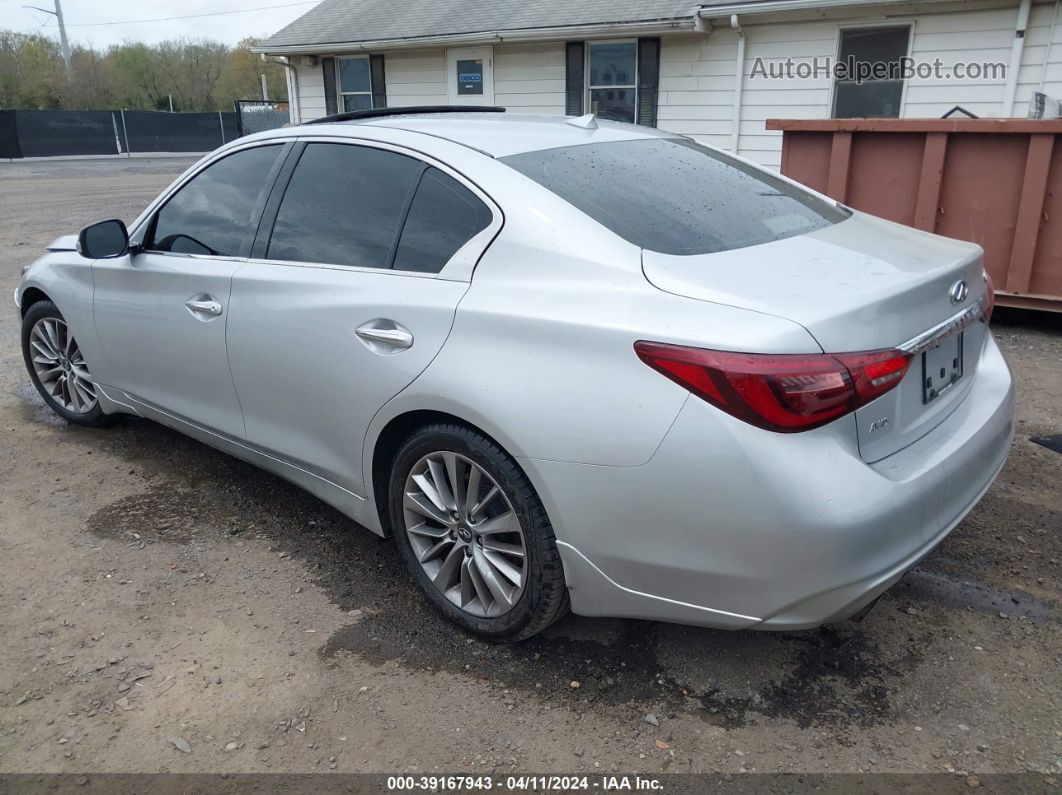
<box><xmin>389</xmin><ymin>423</ymin><xmax>569</xmax><ymax>641</ymax></box>
<box><xmin>21</xmin><ymin>300</ymin><xmax>113</xmax><ymax>428</ymax></box>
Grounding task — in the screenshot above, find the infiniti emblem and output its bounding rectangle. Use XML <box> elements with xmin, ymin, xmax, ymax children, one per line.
<box><xmin>949</xmin><ymin>279</ymin><xmax>969</xmax><ymax>305</ymax></box>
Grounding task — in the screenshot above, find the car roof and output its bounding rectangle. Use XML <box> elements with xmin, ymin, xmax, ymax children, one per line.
<box><xmin>270</xmin><ymin>112</ymin><xmax>683</xmax><ymax>158</ymax></box>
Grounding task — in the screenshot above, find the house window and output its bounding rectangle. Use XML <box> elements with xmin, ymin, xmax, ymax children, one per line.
<box><xmin>832</xmin><ymin>26</ymin><xmax>911</xmax><ymax>118</ymax></box>
<box><xmin>338</xmin><ymin>56</ymin><xmax>373</xmax><ymax>112</ymax></box>
<box><xmin>587</xmin><ymin>40</ymin><xmax>637</xmax><ymax>123</ymax></box>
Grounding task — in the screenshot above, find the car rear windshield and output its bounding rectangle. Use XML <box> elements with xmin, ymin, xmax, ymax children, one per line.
<box><xmin>500</xmin><ymin>138</ymin><xmax>849</xmax><ymax>255</ymax></box>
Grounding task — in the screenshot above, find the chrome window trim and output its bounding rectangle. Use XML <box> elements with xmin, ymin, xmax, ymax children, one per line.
<box><xmin>134</xmin><ymin>250</ymin><xmax>249</xmax><ymax>265</ymax></box>
<box><xmin>238</xmin><ymin>255</ymin><xmax>458</xmax><ymax>280</ymax></box>
<box><xmin>127</xmin><ymin>134</ymin><xmax>503</xmax><ymax>281</ymax></box>
<box><xmin>249</xmin><ymin>134</ymin><xmax>503</xmax><ymax>283</ymax></box>
<box><xmin>897</xmin><ymin>296</ymin><xmax>986</xmax><ymax>356</ymax></box>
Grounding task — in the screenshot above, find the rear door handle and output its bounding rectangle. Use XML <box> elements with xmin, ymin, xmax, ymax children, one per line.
<box><xmin>355</xmin><ymin>325</ymin><xmax>414</xmax><ymax>349</ymax></box>
<box><xmin>185</xmin><ymin>298</ymin><xmax>223</xmax><ymax>317</ymax></box>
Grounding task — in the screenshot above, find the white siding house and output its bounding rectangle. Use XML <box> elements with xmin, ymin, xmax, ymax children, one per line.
<box><xmin>259</xmin><ymin>0</ymin><xmax>1062</xmax><ymax>170</ymax></box>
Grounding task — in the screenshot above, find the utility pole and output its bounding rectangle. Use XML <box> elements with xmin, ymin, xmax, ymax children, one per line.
<box><xmin>53</xmin><ymin>0</ymin><xmax>70</xmax><ymax>68</ymax></box>
<box><xmin>261</xmin><ymin>74</ymin><xmax>269</xmax><ymax>101</ymax></box>
<box><xmin>23</xmin><ymin>1</ymin><xmax>72</xmax><ymax>70</ymax></box>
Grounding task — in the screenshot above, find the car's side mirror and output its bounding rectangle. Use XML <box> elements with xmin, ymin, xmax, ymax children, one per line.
<box><xmin>78</xmin><ymin>219</ymin><xmax>129</xmax><ymax>259</ymax></box>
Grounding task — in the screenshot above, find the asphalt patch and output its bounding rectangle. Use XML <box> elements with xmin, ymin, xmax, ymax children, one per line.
<box><xmin>894</xmin><ymin>566</ymin><xmax>1056</xmax><ymax>623</ymax></box>
<box><xmin>87</xmin><ymin>481</ymin><xmax>204</xmax><ymax>544</ymax></box>
<box><xmin>13</xmin><ymin>380</ymin><xmax>67</xmax><ymax>428</ymax></box>
<box><xmin>693</xmin><ymin>626</ymin><xmax>921</xmax><ymax>730</ymax></box>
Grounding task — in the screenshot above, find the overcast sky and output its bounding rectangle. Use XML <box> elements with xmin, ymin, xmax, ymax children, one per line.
<box><xmin>5</xmin><ymin>0</ymin><xmax>320</xmax><ymax>48</ymax></box>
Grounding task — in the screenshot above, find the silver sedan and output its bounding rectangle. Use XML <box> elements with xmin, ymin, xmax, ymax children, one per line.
<box><xmin>16</xmin><ymin>110</ymin><xmax>1014</xmax><ymax>640</ymax></box>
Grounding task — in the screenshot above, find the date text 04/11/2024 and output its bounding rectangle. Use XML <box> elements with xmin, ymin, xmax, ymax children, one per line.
<box><xmin>385</xmin><ymin>775</ymin><xmax>665</xmax><ymax>791</ymax></box>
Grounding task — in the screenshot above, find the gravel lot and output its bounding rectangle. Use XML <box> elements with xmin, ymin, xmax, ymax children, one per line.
<box><xmin>0</xmin><ymin>158</ymin><xmax>1059</xmax><ymax>776</ymax></box>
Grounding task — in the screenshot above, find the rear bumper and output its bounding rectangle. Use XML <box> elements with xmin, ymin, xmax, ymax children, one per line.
<box><xmin>753</xmin><ymin>442</ymin><xmax>1007</xmax><ymax>629</ymax></box>
<box><xmin>529</xmin><ymin>335</ymin><xmax>1014</xmax><ymax>630</ymax></box>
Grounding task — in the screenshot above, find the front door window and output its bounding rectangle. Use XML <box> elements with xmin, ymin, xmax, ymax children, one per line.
<box><xmin>147</xmin><ymin>145</ymin><xmax>283</xmax><ymax>257</ymax></box>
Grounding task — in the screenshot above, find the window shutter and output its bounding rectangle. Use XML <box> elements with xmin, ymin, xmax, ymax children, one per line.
<box><xmin>370</xmin><ymin>54</ymin><xmax>387</xmax><ymax>108</ymax></box>
<box><xmin>565</xmin><ymin>41</ymin><xmax>585</xmax><ymax>116</ymax></box>
<box><xmin>637</xmin><ymin>37</ymin><xmax>661</xmax><ymax>128</ymax></box>
<box><xmin>322</xmin><ymin>56</ymin><xmax>338</xmax><ymax>115</ymax></box>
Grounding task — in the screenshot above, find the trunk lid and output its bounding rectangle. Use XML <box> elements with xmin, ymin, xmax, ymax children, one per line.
<box><xmin>642</xmin><ymin>212</ymin><xmax>990</xmax><ymax>462</ymax></box>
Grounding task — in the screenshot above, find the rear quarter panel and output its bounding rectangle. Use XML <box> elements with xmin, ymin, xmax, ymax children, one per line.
<box><xmin>368</xmin><ymin>174</ymin><xmax>824</xmax><ymax>472</ymax></box>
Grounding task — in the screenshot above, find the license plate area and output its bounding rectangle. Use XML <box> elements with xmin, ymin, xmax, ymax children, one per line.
<box><xmin>922</xmin><ymin>332</ymin><xmax>964</xmax><ymax>404</ymax></box>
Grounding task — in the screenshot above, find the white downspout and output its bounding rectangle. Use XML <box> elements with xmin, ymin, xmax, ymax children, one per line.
<box><xmin>1039</xmin><ymin>0</ymin><xmax>1061</xmax><ymax>93</ymax></box>
<box><xmin>730</xmin><ymin>14</ymin><xmax>746</xmax><ymax>154</ymax></box>
<box><xmin>267</xmin><ymin>55</ymin><xmax>301</xmax><ymax>124</ymax></box>
<box><xmin>1002</xmin><ymin>0</ymin><xmax>1033</xmax><ymax>116</ymax></box>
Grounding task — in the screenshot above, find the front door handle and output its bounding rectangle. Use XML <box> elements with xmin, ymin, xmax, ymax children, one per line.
<box><xmin>355</xmin><ymin>324</ymin><xmax>414</xmax><ymax>349</ymax></box>
<box><xmin>185</xmin><ymin>298</ymin><xmax>223</xmax><ymax>317</ymax></box>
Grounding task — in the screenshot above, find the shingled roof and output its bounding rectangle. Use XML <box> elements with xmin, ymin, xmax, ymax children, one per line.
<box><xmin>256</xmin><ymin>0</ymin><xmax>700</xmax><ymax>51</ymax></box>
<box><xmin>253</xmin><ymin>0</ymin><xmax>942</xmax><ymax>53</ymax></box>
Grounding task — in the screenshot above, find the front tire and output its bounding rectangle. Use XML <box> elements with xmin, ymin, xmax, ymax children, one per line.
<box><xmin>389</xmin><ymin>423</ymin><xmax>569</xmax><ymax>641</ymax></box>
<box><xmin>21</xmin><ymin>300</ymin><xmax>112</xmax><ymax>428</ymax></box>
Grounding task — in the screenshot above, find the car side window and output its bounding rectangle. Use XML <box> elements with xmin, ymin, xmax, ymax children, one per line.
<box><xmin>393</xmin><ymin>167</ymin><xmax>493</xmax><ymax>273</ymax></box>
<box><xmin>148</xmin><ymin>145</ymin><xmax>283</xmax><ymax>257</ymax></box>
<box><xmin>266</xmin><ymin>142</ymin><xmax>423</xmax><ymax>268</ymax></box>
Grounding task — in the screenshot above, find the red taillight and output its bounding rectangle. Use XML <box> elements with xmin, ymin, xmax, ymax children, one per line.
<box><xmin>983</xmin><ymin>269</ymin><xmax>995</xmax><ymax>324</ymax></box>
<box><xmin>834</xmin><ymin>349</ymin><xmax>912</xmax><ymax>404</ymax></box>
<box><xmin>634</xmin><ymin>341</ymin><xmax>912</xmax><ymax>433</ymax></box>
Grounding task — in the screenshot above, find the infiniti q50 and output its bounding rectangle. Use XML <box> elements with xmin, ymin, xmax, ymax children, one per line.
<box><xmin>16</xmin><ymin>109</ymin><xmax>1014</xmax><ymax>640</ymax></box>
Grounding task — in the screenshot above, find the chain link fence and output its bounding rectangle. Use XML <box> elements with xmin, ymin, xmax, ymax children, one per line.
<box><xmin>234</xmin><ymin>100</ymin><xmax>291</xmax><ymax>137</ymax></box>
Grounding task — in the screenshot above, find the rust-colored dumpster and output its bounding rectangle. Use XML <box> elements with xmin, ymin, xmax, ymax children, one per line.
<box><xmin>765</xmin><ymin>118</ymin><xmax>1062</xmax><ymax>312</ymax></box>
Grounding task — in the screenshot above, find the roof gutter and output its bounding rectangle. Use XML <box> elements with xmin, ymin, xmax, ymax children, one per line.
<box><xmin>252</xmin><ymin>18</ymin><xmax>695</xmax><ymax>55</ymax></box>
<box><xmin>695</xmin><ymin>0</ymin><xmax>970</xmax><ymax>18</ymax></box>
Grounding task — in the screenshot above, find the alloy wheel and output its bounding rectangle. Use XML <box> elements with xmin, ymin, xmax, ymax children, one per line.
<box><xmin>402</xmin><ymin>451</ymin><xmax>528</xmax><ymax>617</ymax></box>
<box><xmin>28</xmin><ymin>317</ymin><xmax>97</xmax><ymax>414</ymax></box>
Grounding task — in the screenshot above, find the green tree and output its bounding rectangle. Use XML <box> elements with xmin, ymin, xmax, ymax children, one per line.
<box><xmin>62</xmin><ymin>45</ymin><xmax>114</xmax><ymax>109</ymax></box>
<box><xmin>107</xmin><ymin>42</ymin><xmax>168</xmax><ymax>110</ymax></box>
<box><xmin>0</xmin><ymin>31</ymin><xmax>287</xmax><ymax>112</ymax></box>
<box><xmin>0</xmin><ymin>31</ymin><xmax>65</xmax><ymax>108</ymax></box>
<box><xmin>225</xmin><ymin>37</ymin><xmax>287</xmax><ymax>103</ymax></box>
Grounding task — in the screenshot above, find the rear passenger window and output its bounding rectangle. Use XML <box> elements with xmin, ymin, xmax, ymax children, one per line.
<box><xmin>267</xmin><ymin>143</ymin><xmax>422</xmax><ymax>268</ymax></box>
<box><xmin>394</xmin><ymin>168</ymin><xmax>493</xmax><ymax>273</ymax></box>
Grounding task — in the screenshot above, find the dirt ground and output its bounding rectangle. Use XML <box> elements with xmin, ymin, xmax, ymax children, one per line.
<box><xmin>0</xmin><ymin>158</ymin><xmax>1059</xmax><ymax>777</ymax></box>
